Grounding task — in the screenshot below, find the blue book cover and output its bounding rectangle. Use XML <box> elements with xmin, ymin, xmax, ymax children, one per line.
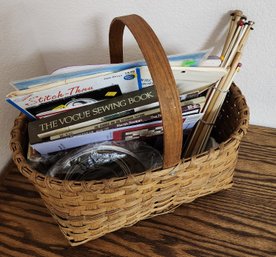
<box><xmin>11</xmin><ymin>50</ymin><xmax>209</xmax><ymax>90</ymax></box>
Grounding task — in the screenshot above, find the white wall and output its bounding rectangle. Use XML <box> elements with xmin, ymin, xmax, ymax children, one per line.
<box><xmin>0</xmin><ymin>1</ymin><xmax>47</xmax><ymax>173</ymax></box>
<box><xmin>1</xmin><ymin>0</ymin><xmax>276</xmax><ymax>172</ymax></box>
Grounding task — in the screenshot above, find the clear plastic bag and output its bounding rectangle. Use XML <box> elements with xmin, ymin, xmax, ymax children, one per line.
<box><xmin>45</xmin><ymin>141</ymin><xmax>162</xmax><ymax>181</ymax></box>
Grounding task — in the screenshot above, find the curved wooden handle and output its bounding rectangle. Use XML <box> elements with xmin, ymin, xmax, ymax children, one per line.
<box><xmin>109</xmin><ymin>14</ymin><xmax>183</xmax><ymax>168</ymax></box>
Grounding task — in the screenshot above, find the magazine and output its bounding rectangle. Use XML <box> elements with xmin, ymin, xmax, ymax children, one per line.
<box><xmin>11</xmin><ymin>50</ymin><xmax>210</xmax><ymax>90</ymax></box>
<box><xmin>6</xmin><ymin>65</ymin><xmax>226</xmax><ymax>119</ymax></box>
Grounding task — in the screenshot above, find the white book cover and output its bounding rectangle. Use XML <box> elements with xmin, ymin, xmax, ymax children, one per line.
<box><xmin>6</xmin><ymin>68</ymin><xmax>141</xmax><ymax>119</ymax></box>
<box><xmin>11</xmin><ymin>50</ymin><xmax>210</xmax><ymax>90</ymax></box>
<box><xmin>6</xmin><ymin>65</ymin><xmax>225</xmax><ymax>120</ymax></box>
<box><xmin>139</xmin><ymin>66</ymin><xmax>227</xmax><ymax>94</ymax></box>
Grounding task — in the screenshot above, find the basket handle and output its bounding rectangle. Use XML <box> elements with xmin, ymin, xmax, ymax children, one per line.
<box><xmin>109</xmin><ymin>14</ymin><xmax>183</xmax><ymax>169</ymax></box>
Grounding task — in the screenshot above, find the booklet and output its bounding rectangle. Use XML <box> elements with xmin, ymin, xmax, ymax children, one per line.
<box><xmin>11</xmin><ymin>50</ymin><xmax>210</xmax><ymax>90</ymax></box>
<box><xmin>6</xmin><ymin>65</ymin><xmax>225</xmax><ymax>120</ymax></box>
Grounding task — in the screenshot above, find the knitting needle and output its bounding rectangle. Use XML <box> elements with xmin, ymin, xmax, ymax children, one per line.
<box><xmin>203</xmin><ymin>17</ymin><xmax>246</xmax><ymax>115</ymax></box>
<box><xmin>222</xmin><ymin>17</ymin><xmax>245</xmax><ymax>67</ymax></box>
<box><xmin>185</xmin><ymin>13</ymin><xmax>254</xmax><ymax>157</ymax></box>
<box><xmin>212</xmin><ymin>63</ymin><xmax>242</xmax><ymax>127</ymax></box>
<box><xmin>223</xmin><ymin>10</ymin><xmax>244</xmax><ymax>56</ymax></box>
<box><xmin>221</xmin><ymin>13</ymin><xmax>236</xmax><ymax>58</ymax></box>
<box><xmin>198</xmin><ymin>22</ymin><xmax>254</xmax><ymax>152</ymax></box>
<box><xmin>198</xmin><ymin>52</ymin><xmax>242</xmax><ymax>153</ymax></box>
<box><xmin>185</xmin><ymin>52</ymin><xmax>242</xmax><ymax>157</ymax></box>
<box><xmin>198</xmin><ymin>60</ymin><xmax>242</xmax><ymax>153</ymax></box>
<box><xmin>224</xmin><ymin>21</ymin><xmax>253</xmax><ymax>69</ymax></box>
<box><xmin>204</xmin><ymin>15</ymin><xmax>244</xmax><ymax>115</ymax></box>
<box><xmin>237</xmin><ymin>21</ymin><xmax>255</xmax><ymax>52</ymax></box>
<box><xmin>221</xmin><ymin>10</ymin><xmax>244</xmax><ymax>59</ymax></box>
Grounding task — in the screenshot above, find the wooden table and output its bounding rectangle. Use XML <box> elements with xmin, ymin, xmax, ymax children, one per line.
<box><xmin>0</xmin><ymin>125</ymin><xmax>275</xmax><ymax>257</ymax></box>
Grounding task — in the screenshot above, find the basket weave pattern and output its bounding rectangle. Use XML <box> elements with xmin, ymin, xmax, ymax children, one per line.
<box><xmin>10</xmin><ymin>83</ymin><xmax>249</xmax><ymax>246</ymax></box>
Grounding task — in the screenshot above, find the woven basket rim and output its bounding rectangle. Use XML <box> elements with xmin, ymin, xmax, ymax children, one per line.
<box><xmin>10</xmin><ymin>83</ymin><xmax>249</xmax><ymax>188</ymax></box>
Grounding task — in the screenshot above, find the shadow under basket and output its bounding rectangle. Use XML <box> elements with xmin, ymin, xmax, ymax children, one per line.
<box><xmin>10</xmin><ymin>83</ymin><xmax>249</xmax><ymax>246</ymax></box>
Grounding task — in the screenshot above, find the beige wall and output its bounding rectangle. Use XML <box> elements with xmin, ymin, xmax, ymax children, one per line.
<box><xmin>1</xmin><ymin>0</ymin><xmax>276</xmax><ymax>173</ymax></box>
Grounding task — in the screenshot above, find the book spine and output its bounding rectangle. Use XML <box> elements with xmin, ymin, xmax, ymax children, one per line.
<box><xmin>5</xmin><ymin>99</ymin><xmax>35</xmax><ymax>120</ymax></box>
<box><xmin>113</xmin><ymin>113</ymin><xmax>203</xmax><ymax>141</ymax></box>
<box><xmin>28</xmin><ymin>86</ymin><xmax>158</xmax><ymax>144</ymax></box>
<box><xmin>112</xmin><ymin>113</ymin><xmax>201</xmax><ymax>141</ymax></box>
<box><xmin>51</xmin><ymin>103</ymin><xmax>200</xmax><ymax>140</ymax></box>
<box><xmin>40</xmin><ymin>96</ymin><xmax>205</xmax><ymax>141</ymax></box>
<box><xmin>31</xmin><ymin>113</ymin><xmax>203</xmax><ymax>155</ymax></box>
<box><xmin>50</xmin><ymin>108</ymin><xmax>160</xmax><ymax>140</ymax></box>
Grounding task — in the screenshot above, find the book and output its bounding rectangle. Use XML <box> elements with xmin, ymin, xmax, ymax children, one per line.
<box><xmin>49</xmin><ymin>97</ymin><xmax>205</xmax><ymax>141</ymax></box>
<box><xmin>22</xmin><ymin>84</ymin><xmax>122</xmax><ymax>119</ymax></box>
<box><xmin>30</xmin><ymin>90</ymin><xmax>205</xmax><ymax>145</ymax></box>
<box><xmin>200</xmin><ymin>56</ymin><xmax>222</xmax><ymax>67</ymax></box>
<box><xmin>139</xmin><ymin>66</ymin><xmax>227</xmax><ymax>95</ymax></box>
<box><xmin>11</xmin><ymin>50</ymin><xmax>209</xmax><ymax>90</ymax></box>
<box><xmin>6</xmin><ymin>65</ymin><xmax>226</xmax><ymax>119</ymax></box>
<box><xmin>113</xmin><ymin>114</ymin><xmax>202</xmax><ymax>141</ymax></box>
<box><xmin>6</xmin><ymin>67</ymin><xmax>140</xmax><ymax>119</ymax></box>
<box><xmin>28</xmin><ymin>86</ymin><xmax>159</xmax><ymax>143</ymax></box>
<box><xmin>31</xmin><ymin>113</ymin><xmax>203</xmax><ymax>155</ymax></box>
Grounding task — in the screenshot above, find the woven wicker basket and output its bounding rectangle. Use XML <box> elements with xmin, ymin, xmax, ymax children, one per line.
<box><xmin>10</xmin><ymin>15</ymin><xmax>249</xmax><ymax>246</ymax></box>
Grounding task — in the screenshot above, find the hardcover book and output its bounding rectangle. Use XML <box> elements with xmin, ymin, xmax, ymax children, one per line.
<box><xmin>31</xmin><ymin>113</ymin><xmax>203</xmax><ymax>155</ymax></box>
<box><xmin>48</xmin><ymin>97</ymin><xmax>206</xmax><ymax>141</ymax></box>
<box><xmin>28</xmin><ymin>86</ymin><xmax>159</xmax><ymax>144</ymax></box>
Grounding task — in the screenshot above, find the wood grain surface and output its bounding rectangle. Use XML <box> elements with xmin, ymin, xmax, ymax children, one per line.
<box><xmin>0</xmin><ymin>125</ymin><xmax>275</xmax><ymax>257</ymax></box>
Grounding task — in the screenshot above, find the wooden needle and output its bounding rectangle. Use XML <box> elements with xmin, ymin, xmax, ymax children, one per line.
<box><xmin>222</xmin><ymin>18</ymin><xmax>245</xmax><ymax>67</ymax></box>
<box><xmin>221</xmin><ymin>12</ymin><xmax>236</xmax><ymax>58</ymax></box>
<box><xmin>221</xmin><ymin>10</ymin><xmax>244</xmax><ymax>60</ymax></box>
<box><xmin>185</xmin><ymin>52</ymin><xmax>242</xmax><ymax>157</ymax></box>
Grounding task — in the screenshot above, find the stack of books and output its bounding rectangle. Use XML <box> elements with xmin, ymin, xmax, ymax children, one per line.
<box><xmin>6</xmin><ymin>50</ymin><xmax>227</xmax><ymax>157</ymax></box>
